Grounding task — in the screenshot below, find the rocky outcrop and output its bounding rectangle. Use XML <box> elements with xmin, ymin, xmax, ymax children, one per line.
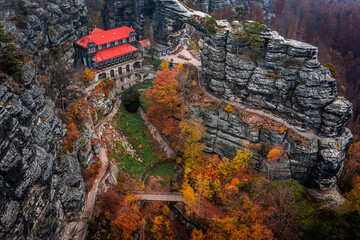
<box><xmin>6</xmin><ymin>0</ymin><xmax>88</xmax><ymax>67</ymax></box>
<box><xmin>0</xmin><ymin>65</ymin><xmax>85</xmax><ymax>239</ymax></box>
<box><xmin>192</xmin><ymin>21</ymin><xmax>353</xmax><ymax>190</ymax></box>
<box><xmin>190</xmin><ymin>104</ymin><xmax>352</xmax><ymax>190</ymax></box>
<box><xmin>102</xmin><ymin>0</ymin><xmax>204</xmax><ymax>45</ymax></box>
<box><xmin>200</xmin><ymin>28</ymin><xmax>352</xmax><ymax>137</ymax></box>
<box><xmin>194</xmin><ymin>0</ymin><xmax>272</xmax><ymax>19</ymax></box>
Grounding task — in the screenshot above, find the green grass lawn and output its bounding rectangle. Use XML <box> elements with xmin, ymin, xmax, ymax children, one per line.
<box><xmin>112</xmin><ymin>105</ymin><xmax>163</xmax><ymax>178</ymax></box>
<box><xmin>132</xmin><ymin>78</ymin><xmax>154</xmax><ymax>90</ymax></box>
<box><xmin>151</xmin><ymin>163</ymin><xmax>175</xmax><ymax>182</ymax></box>
<box><xmin>139</xmin><ymin>91</ymin><xmax>151</xmax><ymax>112</ymax></box>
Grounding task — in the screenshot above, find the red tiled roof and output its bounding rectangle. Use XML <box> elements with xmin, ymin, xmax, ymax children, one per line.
<box><xmin>91</xmin><ymin>43</ymin><xmax>139</xmax><ymax>63</ymax></box>
<box><xmin>90</xmin><ymin>27</ymin><xmax>105</xmax><ymax>35</ymax></box>
<box><xmin>75</xmin><ymin>26</ymin><xmax>135</xmax><ymax>48</ymax></box>
<box><xmin>139</xmin><ymin>38</ymin><xmax>151</xmax><ymax>48</ymax></box>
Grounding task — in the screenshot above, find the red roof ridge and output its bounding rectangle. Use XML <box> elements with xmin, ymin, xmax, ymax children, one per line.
<box><xmin>75</xmin><ymin>26</ymin><xmax>136</xmax><ymax>49</ymax></box>
<box><xmin>91</xmin><ymin>43</ymin><xmax>139</xmax><ymax>63</ymax></box>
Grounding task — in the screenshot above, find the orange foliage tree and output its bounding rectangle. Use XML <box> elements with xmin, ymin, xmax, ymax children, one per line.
<box><xmin>146</xmin><ymin>69</ymin><xmax>183</xmax><ymax>136</ymax></box>
<box><xmin>225</xmin><ymin>104</ymin><xmax>233</xmax><ymax>113</ymax></box>
<box><xmin>206</xmin><ymin>195</ymin><xmax>274</xmax><ymax>240</ymax></box>
<box><xmin>109</xmin><ymin>207</ymin><xmax>141</xmax><ymax>240</ymax></box>
<box><xmin>267</xmin><ymin>148</ymin><xmax>281</xmax><ymax>162</ymax></box>
<box><xmin>191</xmin><ymin>228</ymin><xmax>205</xmax><ymax>240</ymax></box>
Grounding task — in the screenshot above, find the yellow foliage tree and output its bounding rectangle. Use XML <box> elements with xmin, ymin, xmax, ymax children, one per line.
<box><xmin>191</xmin><ymin>228</ymin><xmax>205</xmax><ymax>240</ymax></box>
<box><xmin>177</xmin><ymin>62</ymin><xmax>184</xmax><ymax>71</ymax></box>
<box><xmin>206</xmin><ymin>195</ymin><xmax>274</xmax><ymax>240</ymax></box>
<box><xmin>151</xmin><ymin>215</ymin><xmax>174</xmax><ymax>240</ymax></box>
<box><xmin>162</xmin><ymin>205</ymin><xmax>170</xmax><ymax>216</ymax></box>
<box><xmin>225</xmin><ymin>104</ymin><xmax>233</xmax><ymax>113</ymax></box>
<box><xmin>233</xmin><ymin>147</ymin><xmax>252</xmax><ymax>169</ymax></box>
<box><xmin>180</xmin><ymin>119</ymin><xmax>206</xmax><ymax>160</ymax></box>
<box><xmin>81</xmin><ymin>69</ymin><xmax>95</xmax><ymax>83</ymax></box>
<box><xmin>161</xmin><ymin>59</ymin><xmax>169</xmax><ymax>70</ymax></box>
<box><xmin>181</xmin><ymin>181</ymin><xmax>196</xmax><ymax>205</ymax></box>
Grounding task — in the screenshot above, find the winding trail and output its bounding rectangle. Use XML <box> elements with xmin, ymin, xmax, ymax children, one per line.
<box><xmin>74</xmin><ymin>97</ymin><xmax>122</xmax><ymax>240</ymax></box>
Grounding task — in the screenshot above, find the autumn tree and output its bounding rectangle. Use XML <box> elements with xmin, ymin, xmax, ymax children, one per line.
<box><xmin>180</xmin><ymin>118</ymin><xmax>206</xmax><ymax>159</ymax></box>
<box><xmin>225</xmin><ymin>104</ymin><xmax>233</xmax><ymax>113</ymax></box>
<box><xmin>146</xmin><ymin>69</ymin><xmax>183</xmax><ymax>136</ymax></box>
<box><xmin>81</xmin><ymin>69</ymin><xmax>95</xmax><ymax>83</ymax></box>
<box><xmin>161</xmin><ymin>59</ymin><xmax>169</xmax><ymax>70</ymax></box>
<box><xmin>206</xmin><ymin>195</ymin><xmax>274</xmax><ymax>240</ymax></box>
<box><xmin>101</xmin><ymin>190</ymin><xmax>121</xmax><ymax>213</ymax></box>
<box><xmin>267</xmin><ymin>148</ymin><xmax>281</xmax><ymax>162</ymax></box>
<box><xmin>176</xmin><ymin>62</ymin><xmax>184</xmax><ymax>71</ymax></box>
<box><xmin>191</xmin><ymin>228</ymin><xmax>205</xmax><ymax>240</ymax></box>
<box><xmin>109</xmin><ymin>210</ymin><xmax>141</xmax><ymax>240</ymax></box>
<box><xmin>181</xmin><ymin>181</ymin><xmax>196</xmax><ymax>205</ymax></box>
<box><xmin>151</xmin><ymin>215</ymin><xmax>174</xmax><ymax>240</ymax></box>
<box><xmin>324</xmin><ymin>63</ymin><xmax>339</xmax><ymax>78</ymax></box>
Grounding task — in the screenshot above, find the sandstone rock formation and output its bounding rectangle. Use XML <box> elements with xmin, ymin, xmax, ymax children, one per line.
<box><xmin>102</xmin><ymin>0</ymin><xmax>353</xmax><ymax>190</ymax></box>
<box><xmin>0</xmin><ymin>65</ymin><xmax>85</xmax><ymax>239</ymax></box>
<box><xmin>6</xmin><ymin>0</ymin><xmax>88</xmax><ymax>67</ymax></box>
<box><xmin>192</xmin><ymin>20</ymin><xmax>353</xmax><ymax>190</ymax></box>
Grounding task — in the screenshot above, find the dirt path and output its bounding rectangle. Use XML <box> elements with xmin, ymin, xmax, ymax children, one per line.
<box><xmin>139</xmin><ymin>107</ymin><xmax>176</xmax><ymax>158</ymax></box>
<box><xmin>197</xmin><ymin>70</ymin><xmax>329</xmax><ymax>141</ymax></box>
<box><xmin>74</xmin><ymin>97</ymin><xmax>122</xmax><ymax>240</ymax></box>
<box><xmin>162</xmin><ymin>47</ymin><xmax>201</xmax><ymax>68</ymax></box>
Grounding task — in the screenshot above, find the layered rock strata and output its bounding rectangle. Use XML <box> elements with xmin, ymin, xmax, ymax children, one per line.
<box><xmin>193</xmin><ymin>21</ymin><xmax>353</xmax><ymax>190</ymax></box>
<box><xmin>190</xmin><ymin>104</ymin><xmax>352</xmax><ymax>190</ymax></box>
<box><xmin>0</xmin><ymin>65</ymin><xmax>85</xmax><ymax>239</ymax></box>
<box><xmin>6</xmin><ymin>0</ymin><xmax>88</xmax><ymax>66</ymax></box>
<box><xmin>200</xmin><ymin>28</ymin><xmax>352</xmax><ymax>137</ymax></box>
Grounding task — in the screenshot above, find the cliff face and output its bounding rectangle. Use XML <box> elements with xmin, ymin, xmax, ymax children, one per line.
<box><xmin>102</xmin><ymin>0</ymin><xmax>194</xmax><ymax>44</ymax></box>
<box><xmin>102</xmin><ymin>0</ymin><xmax>353</xmax><ymax>189</ymax></box>
<box><xmin>190</xmin><ymin>104</ymin><xmax>352</xmax><ymax>190</ymax></box>
<box><xmin>200</xmin><ymin>29</ymin><xmax>352</xmax><ymax>137</ymax></box>
<box><xmin>6</xmin><ymin>0</ymin><xmax>88</xmax><ymax>67</ymax></box>
<box><xmin>0</xmin><ymin>65</ymin><xmax>85</xmax><ymax>239</ymax></box>
<box><xmin>195</xmin><ymin>23</ymin><xmax>353</xmax><ymax>190</ymax></box>
<box><xmin>194</xmin><ymin>0</ymin><xmax>271</xmax><ymax>18</ymax></box>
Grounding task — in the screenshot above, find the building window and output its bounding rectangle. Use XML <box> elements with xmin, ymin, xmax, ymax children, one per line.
<box><xmin>111</xmin><ymin>42</ymin><xmax>115</xmax><ymax>47</ymax></box>
<box><xmin>118</xmin><ymin>40</ymin><xmax>122</xmax><ymax>44</ymax></box>
<box><xmin>123</xmin><ymin>38</ymin><xmax>127</xmax><ymax>43</ymax></box>
<box><xmin>107</xmin><ymin>43</ymin><xmax>110</xmax><ymax>48</ymax></box>
<box><xmin>102</xmin><ymin>44</ymin><xmax>106</xmax><ymax>49</ymax></box>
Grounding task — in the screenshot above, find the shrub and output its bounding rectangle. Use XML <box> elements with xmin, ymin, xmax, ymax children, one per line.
<box><xmin>324</xmin><ymin>63</ymin><xmax>339</xmax><ymax>78</ymax></box>
<box><xmin>232</xmin><ymin>20</ymin><xmax>268</xmax><ymax>60</ymax></box>
<box><xmin>201</xmin><ymin>14</ymin><xmax>217</xmax><ymax>34</ymax></box>
<box><xmin>225</xmin><ymin>104</ymin><xmax>233</xmax><ymax>113</ymax></box>
<box><xmin>121</xmin><ymin>86</ymin><xmax>140</xmax><ymax>112</ymax></box>
<box><xmin>102</xmin><ymin>190</ymin><xmax>122</xmax><ymax>213</ymax></box>
<box><xmin>87</xmin><ymin>219</ymin><xmax>97</xmax><ymax>232</ymax></box>
<box><xmin>267</xmin><ymin>148</ymin><xmax>281</xmax><ymax>161</ymax></box>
